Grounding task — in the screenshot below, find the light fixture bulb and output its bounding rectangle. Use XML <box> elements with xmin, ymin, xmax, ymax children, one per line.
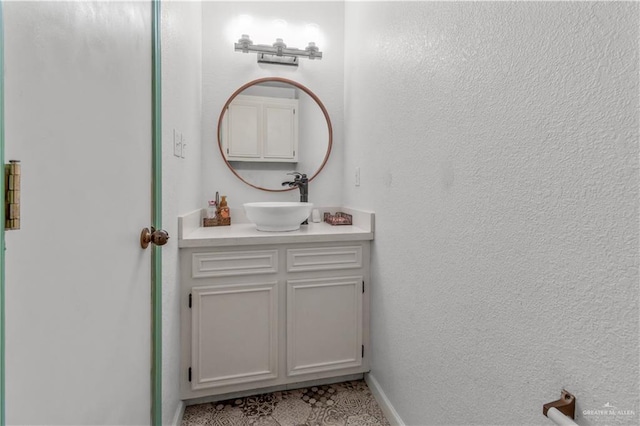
<box><xmin>304</xmin><ymin>23</ymin><xmax>320</xmax><ymax>42</ymax></box>
<box><xmin>227</xmin><ymin>14</ymin><xmax>255</xmax><ymax>44</ymax></box>
<box><xmin>272</xmin><ymin>19</ymin><xmax>289</xmax><ymax>40</ymax></box>
<box><xmin>237</xmin><ymin>14</ymin><xmax>253</xmax><ymax>31</ymax></box>
<box><xmin>273</xmin><ymin>19</ymin><xmax>288</xmax><ymax>29</ymax></box>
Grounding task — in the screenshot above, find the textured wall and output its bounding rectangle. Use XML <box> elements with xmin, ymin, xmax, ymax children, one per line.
<box><xmin>201</xmin><ymin>1</ymin><xmax>344</xmax><ymax>209</ymax></box>
<box><xmin>161</xmin><ymin>1</ymin><xmax>203</xmax><ymax>423</ymax></box>
<box><xmin>344</xmin><ymin>2</ymin><xmax>639</xmax><ymax>425</ymax></box>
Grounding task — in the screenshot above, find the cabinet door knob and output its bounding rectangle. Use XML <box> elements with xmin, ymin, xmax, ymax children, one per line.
<box><xmin>140</xmin><ymin>227</ymin><xmax>170</xmax><ymax>249</ymax></box>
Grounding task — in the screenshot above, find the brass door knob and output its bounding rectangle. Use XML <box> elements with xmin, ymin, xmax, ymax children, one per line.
<box><xmin>140</xmin><ymin>227</ymin><xmax>170</xmax><ymax>249</ymax></box>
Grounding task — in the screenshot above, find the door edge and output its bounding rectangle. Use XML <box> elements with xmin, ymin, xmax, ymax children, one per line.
<box><xmin>0</xmin><ymin>2</ymin><xmax>6</xmax><ymax>425</ymax></box>
<box><xmin>151</xmin><ymin>1</ymin><xmax>163</xmax><ymax>425</ymax></box>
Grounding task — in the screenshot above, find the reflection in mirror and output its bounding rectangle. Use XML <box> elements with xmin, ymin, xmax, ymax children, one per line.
<box><xmin>218</xmin><ymin>78</ymin><xmax>332</xmax><ymax>191</ymax></box>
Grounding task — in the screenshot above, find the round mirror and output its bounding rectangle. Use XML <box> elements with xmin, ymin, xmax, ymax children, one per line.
<box><xmin>217</xmin><ymin>77</ymin><xmax>332</xmax><ymax>191</ymax></box>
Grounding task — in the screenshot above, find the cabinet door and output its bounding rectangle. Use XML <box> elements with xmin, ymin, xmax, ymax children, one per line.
<box><xmin>287</xmin><ymin>276</ymin><xmax>363</xmax><ymax>376</ymax></box>
<box><xmin>263</xmin><ymin>102</ymin><xmax>298</xmax><ymax>161</ymax></box>
<box><xmin>226</xmin><ymin>99</ymin><xmax>261</xmax><ymax>160</ymax></box>
<box><xmin>191</xmin><ymin>282</ymin><xmax>278</xmax><ymax>390</ymax></box>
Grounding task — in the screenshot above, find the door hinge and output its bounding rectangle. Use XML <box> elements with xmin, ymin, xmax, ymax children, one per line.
<box><xmin>362</xmin><ymin>345</ymin><xmax>364</xmax><ymax>358</ymax></box>
<box><xmin>226</xmin><ymin>148</ymin><xmax>229</xmax><ymax>154</ymax></box>
<box><xmin>188</xmin><ymin>367</ymin><xmax>192</xmax><ymax>382</ymax></box>
<box><xmin>5</xmin><ymin>160</ymin><xmax>21</xmax><ymax>230</ymax></box>
<box><xmin>362</xmin><ymin>280</ymin><xmax>365</xmax><ymax>293</ymax></box>
<box><xmin>188</xmin><ymin>293</ymin><xmax>192</xmax><ymax>308</ymax></box>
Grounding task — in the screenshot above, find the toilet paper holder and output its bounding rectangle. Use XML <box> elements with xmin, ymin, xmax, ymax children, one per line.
<box><xmin>543</xmin><ymin>389</ymin><xmax>576</xmax><ymax>419</ymax></box>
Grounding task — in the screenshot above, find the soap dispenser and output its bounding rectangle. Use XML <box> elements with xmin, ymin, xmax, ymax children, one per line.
<box><xmin>219</xmin><ymin>196</ymin><xmax>230</xmax><ymax>219</ymax></box>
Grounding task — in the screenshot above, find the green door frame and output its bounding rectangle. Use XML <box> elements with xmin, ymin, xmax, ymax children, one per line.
<box><xmin>0</xmin><ymin>2</ymin><xmax>162</xmax><ymax>425</ymax></box>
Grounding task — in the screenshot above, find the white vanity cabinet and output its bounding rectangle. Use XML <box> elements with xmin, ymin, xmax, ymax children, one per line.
<box><xmin>180</xmin><ymin>241</ymin><xmax>371</xmax><ymax>400</ymax></box>
<box><xmin>223</xmin><ymin>95</ymin><xmax>299</xmax><ymax>163</ymax></box>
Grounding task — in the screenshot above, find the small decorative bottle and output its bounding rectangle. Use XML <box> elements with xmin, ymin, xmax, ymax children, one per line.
<box><xmin>207</xmin><ymin>200</ymin><xmax>217</xmax><ymax>219</ymax></box>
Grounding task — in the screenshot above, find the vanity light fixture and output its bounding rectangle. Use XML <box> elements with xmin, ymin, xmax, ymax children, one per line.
<box><xmin>234</xmin><ymin>34</ymin><xmax>322</xmax><ymax>66</ymax></box>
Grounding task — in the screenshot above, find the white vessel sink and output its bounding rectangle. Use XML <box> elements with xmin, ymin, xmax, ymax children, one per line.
<box><xmin>244</xmin><ymin>202</ymin><xmax>314</xmax><ymax>232</ymax></box>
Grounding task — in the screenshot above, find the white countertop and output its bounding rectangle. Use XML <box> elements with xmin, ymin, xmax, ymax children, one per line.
<box><xmin>178</xmin><ymin>207</ymin><xmax>374</xmax><ymax>248</ymax></box>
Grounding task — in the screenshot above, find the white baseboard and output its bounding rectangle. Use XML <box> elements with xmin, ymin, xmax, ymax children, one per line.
<box><xmin>172</xmin><ymin>400</ymin><xmax>185</xmax><ymax>426</ymax></box>
<box><xmin>365</xmin><ymin>373</ymin><xmax>405</xmax><ymax>426</ymax></box>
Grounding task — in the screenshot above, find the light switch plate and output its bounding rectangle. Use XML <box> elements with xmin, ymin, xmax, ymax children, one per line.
<box><xmin>173</xmin><ymin>129</ymin><xmax>182</xmax><ymax>157</ymax></box>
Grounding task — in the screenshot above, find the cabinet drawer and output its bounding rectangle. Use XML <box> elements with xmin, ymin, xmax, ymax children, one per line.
<box><xmin>192</xmin><ymin>250</ymin><xmax>278</xmax><ymax>278</ymax></box>
<box><xmin>286</xmin><ymin>246</ymin><xmax>362</xmax><ymax>272</ymax></box>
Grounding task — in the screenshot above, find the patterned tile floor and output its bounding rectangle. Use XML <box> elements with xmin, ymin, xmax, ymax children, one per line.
<box><xmin>182</xmin><ymin>380</ymin><xmax>390</xmax><ymax>426</ymax></box>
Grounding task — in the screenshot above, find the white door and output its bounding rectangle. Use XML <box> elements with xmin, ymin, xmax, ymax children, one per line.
<box><xmin>4</xmin><ymin>2</ymin><xmax>153</xmax><ymax>424</ymax></box>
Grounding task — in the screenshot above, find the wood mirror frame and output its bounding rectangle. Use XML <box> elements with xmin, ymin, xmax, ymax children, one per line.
<box><xmin>217</xmin><ymin>77</ymin><xmax>333</xmax><ymax>192</ymax></box>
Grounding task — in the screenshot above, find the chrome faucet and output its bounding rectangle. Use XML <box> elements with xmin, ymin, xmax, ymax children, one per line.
<box><xmin>282</xmin><ymin>172</ymin><xmax>309</xmax><ymax>202</ymax></box>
